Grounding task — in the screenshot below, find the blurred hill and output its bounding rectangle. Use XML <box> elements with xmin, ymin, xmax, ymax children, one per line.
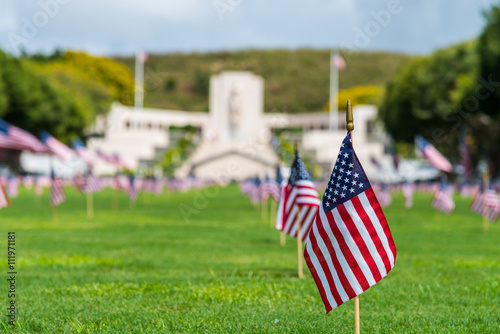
<box><xmin>114</xmin><ymin>49</ymin><xmax>413</xmax><ymax>113</ymax></box>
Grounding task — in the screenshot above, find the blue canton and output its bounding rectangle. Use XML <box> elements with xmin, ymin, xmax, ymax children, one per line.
<box><xmin>322</xmin><ymin>134</ymin><xmax>370</xmax><ymax>212</ymax></box>
<box><xmin>289</xmin><ymin>152</ymin><xmax>312</xmax><ymax>186</ymax></box>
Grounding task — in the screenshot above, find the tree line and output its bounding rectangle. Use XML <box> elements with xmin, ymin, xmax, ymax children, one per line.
<box><xmin>379</xmin><ymin>3</ymin><xmax>500</xmax><ymax>177</ymax></box>
<box><xmin>0</xmin><ymin>50</ymin><xmax>134</xmax><ymax>144</ymax></box>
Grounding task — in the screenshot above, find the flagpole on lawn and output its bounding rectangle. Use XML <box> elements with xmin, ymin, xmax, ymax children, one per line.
<box><xmin>270</xmin><ymin>198</ymin><xmax>275</xmax><ymax>228</ymax></box>
<box><xmin>482</xmin><ymin>168</ymin><xmax>490</xmax><ymax>234</ymax></box>
<box><xmin>294</xmin><ymin>141</ymin><xmax>304</xmax><ymax>279</ymax></box>
<box><xmin>50</xmin><ymin>157</ymin><xmax>58</xmax><ymax>225</ymax></box>
<box><xmin>329</xmin><ymin>51</ymin><xmax>339</xmax><ymax>132</ymax></box>
<box><xmin>87</xmin><ymin>191</ymin><xmax>94</xmax><ymax>219</ymax></box>
<box><xmin>346</xmin><ymin>99</ymin><xmax>360</xmax><ymax>334</ymax></box>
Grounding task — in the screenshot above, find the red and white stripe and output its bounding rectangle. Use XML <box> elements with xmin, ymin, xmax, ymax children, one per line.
<box><xmin>51</xmin><ymin>177</ymin><xmax>66</xmax><ymax>206</ymax></box>
<box><xmin>45</xmin><ymin>136</ymin><xmax>74</xmax><ymax>161</ymax></box>
<box><xmin>471</xmin><ymin>190</ymin><xmax>500</xmax><ymax>222</ymax></box>
<box><xmin>0</xmin><ymin>180</ymin><xmax>10</xmax><ymax>209</ymax></box>
<box><xmin>276</xmin><ymin>180</ymin><xmax>321</xmax><ymax>241</ymax></box>
<box><xmin>304</xmin><ymin>187</ymin><xmax>396</xmax><ymax>313</ymax></box>
<box><xmin>422</xmin><ymin>145</ymin><xmax>452</xmax><ymax>173</ymax></box>
<box><xmin>260</xmin><ymin>180</ymin><xmax>281</xmax><ymax>202</ymax></box>
<box><xmin>484</xmin><ymin>190</ymin><xmax>500</xmax><ymax>222</ymax></box>
<box><xmin>432</xmin><ymin>188</ymin><xmax>455</xmax><ymax>214</ymax></box>
<box><xmin>0</xmin><ymin>126</ymin><xmax>48</xmax><ymax>153</ymax></box>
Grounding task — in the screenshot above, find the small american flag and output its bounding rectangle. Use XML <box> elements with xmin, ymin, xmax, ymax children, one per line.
<box><xmin>73</xmin><ymin>140</ymin><xmax>94</xmax><ymax>166</ymax></box>
<box><xmin>114</xmin><ymin>174</ymin><xmax>131</xmax><ymax>192</ymax></box>
<box><xmin>50</xmin><ymin>171</ymin><xmax>66</xmax><ymax>206</ymax></box>
<box><xmin>137</xmin><ymin>51</ymin><xmax>148</xmax><ymax>63</ymax></box>
<box><xmin>96</xmin><ymin>150</ymin><xmax>117</xmax><ymax>164</ymax></box>
<box><xmin>128</xmin><ymin>176</ymin><xmax>140</xmax><ymax>201</ymax></box>
<box><xmin>331</xmin><ymin>53</ymin><xmax>346</xmax><ymax>70</ymax></box>
<box><xmin>304</xmin><ymin>133</ymin><xmax>396</xmax><ymax>313</ymax></box>
<box><xmin>0</xmin><ymin>179</ymin><xmax>10</xmax><ymax>209</ymax></box>
<box><xmin>86</xmin><ymin>174</ymin><xmax>103</xmax><ymax>193</ymax></box>
<box><xmin>276</xmin><ymin>151</ymin><xmax>320</xmax><ymax>241</ymax></box>
<box><xmin>402</xmin><ymin>182</ymin><xmax>414</xmax><ymax>209</ymax></box>
<box><xmin>415</xmin><ymin>136</ymin><xmax>452</xmax><ymax>173</ymax></box>
<box><xmin>0</xmin><ymin>119</ymin><xmax>48</xmax><ymax>153</ymax></box>
<box><xmin>377</xmin><ymin>184</ymin><xmax>392</xmax><ymax>208</ymax></box>
<box><xmin>40</xmin><ymin>131</ymin><xmax>74</xmax><ymax>161</ymax></box>
<box><xmin>471</xmin><ymin>187</ymin><xmax>500</xmax><ymax>222</ymax></box>
<box><xmin>432</xmin><ymin>183</ymin><xmax>455</xmax><ymax>214</ymax></box>
<box><xmin>260</xmin><ymin>176</ymin><xmax>281</xmax><ymax>202</ymax></box>
<box><xmin>7</xmin><ymin>176</ymin><xmax>19</xmax><ymax>198</ymax></box>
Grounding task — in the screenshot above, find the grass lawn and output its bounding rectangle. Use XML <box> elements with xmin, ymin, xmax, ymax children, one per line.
<box><xmin>0</xmin><ymin>185</ymin><xmax>499</xmax><ymax>333</ymax></box>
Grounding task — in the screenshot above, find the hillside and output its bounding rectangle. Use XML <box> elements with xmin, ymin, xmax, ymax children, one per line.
<box><xmin>114</xmin><ymin>49</ymin><xmax>413</xmax><ymax>113</ymax></box>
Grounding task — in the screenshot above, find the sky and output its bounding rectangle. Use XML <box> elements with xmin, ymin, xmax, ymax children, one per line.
<box><xmin>0</xmin><ymin>0</ymin><xmax>498</xmax><ymax>57</ymax></box>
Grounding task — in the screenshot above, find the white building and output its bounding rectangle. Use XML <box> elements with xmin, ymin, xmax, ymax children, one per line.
<box><xmin>87</xmin><ymin>71</ymin><xmax>420</xmax><ymax>181</ymax></box>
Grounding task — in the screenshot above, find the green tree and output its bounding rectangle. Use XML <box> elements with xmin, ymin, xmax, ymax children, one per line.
<box><xmin>475</xmin><ymin>3</ymin><xmax>500</xmax><ymax>173</ymax></box>
<box><xmin>379</xmin><ymin>41</ymin><xmax>478</xmax><ymax>164</ymax></box>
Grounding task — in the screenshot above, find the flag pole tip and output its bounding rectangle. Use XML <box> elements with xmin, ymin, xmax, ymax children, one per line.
<box><xmin>346</xmin><ymin>99</ymin><xmax>354</xmax><ymax>131</ymax></box>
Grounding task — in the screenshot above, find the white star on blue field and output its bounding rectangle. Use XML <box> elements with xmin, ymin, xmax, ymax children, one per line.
<box><xmin>322</xmin><ymin>135</ymin><xmax>370</xmax><ymax>213</ymax></box>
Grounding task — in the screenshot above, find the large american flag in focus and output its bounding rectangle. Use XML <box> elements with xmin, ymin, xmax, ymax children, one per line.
<box><xmin>304</xmin><ymin>133</ymin><xmax>396</xmax><ymax>313</ymax></box>
<box><xmin>276</xmin><ymin>151</ymin><xmax>320</xmax><ymax>241</ymax></box>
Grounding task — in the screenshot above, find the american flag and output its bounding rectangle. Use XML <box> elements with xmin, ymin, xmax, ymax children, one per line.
<box><xmin>260</xmin><ymin>176</ymin><xmax>281</xmax><ymax>202</ymax></box>
<box><xmin>0</xmin><ymin>179</ymin><xmax>10</xmax><ymax>209</ymax></box>
<box><xmin>72</xmin><ymin>140</ymin><xmax>94</xmax><ymax>166</ymax></box>
<box><xmin>74</xmin><ymin>174</ymin><xmax>87</xmax><ymax>193</ymax></box>
<box><xmin>85</xmin><ymin>174</ymin><xmax>103</xmax><ymax>193</ymax></box>
<box><xmin>39</xmin><ymin>131</ymin><xmax>74</xmax><ymax>161</ymax></box>
<box><xmin>113</xmin><ymin>154</ymin><xmax>134</xmax><ymax>170</ymax></box>
<box><xmin>377</xmin><ymin>184</ymin><xmax>392</xmax><ymax>208</ymax></box>
<box><xmin>0</xmin><ymin>119</ymin><xmax>48</xmax><ymax>153</ymax></box>
<box><xmin>50</xmin><ymin>171</ymin><xmax>66</xmax><ymax>206</ymax></box>
<box><xmin>128</xmin><ymin>176</ymin><xmax>140</xmax><ymax>201</ymax></box>
<box><xmin>96</xmin><ymin>150</ymin><xmax>117</xmax><ymax>164</ymax></box>
<box><xmin>402</xmin><ymin>182</ymin><xmax>414</xmax><ymax>209</ymax></box>
<box><xmin>304</xmin><ymin>133</ymin><xmax>397</xmax><ymax>313</ymax></box>
<box><xmin>7</xmin><ymin>176</ymin><xmax>19</xmax><ymax>198</ymax></box>
<box><xmin>432</xmin><ymin>183</ymin><xmax>455</xmax><ymax>214</ymax></box>
<box><xmin>415</xmin><ymin>135</ymin><xmax>452</xmax><ymax>173</ymax></box>
<box><xmin>114</xmin><ymin>174</ymin><xmax>131</xmax><ymax>192</ymax></box>
<box><xmin>22</xmin><ymin>175</ymin><xmax>35</xmax><ymax>189</ymax></box>
<box><xmin>331</xmin><ymin>53</ymin><xmax>346</xmax><ymax>70</ymax></box>
<box><xmin>248</xmin><ymin>177</ymin><xmax>262</xmax><ymax>204</ymax></box>
<box><xmin>276</xmin><ymin>151</ymin><xmax>320</xmax><ymax>241</ymax></box>
<box><xmin>471</xmin><ymin>188</ymin><xmax>500</xmax><ymax>222</ymax></box>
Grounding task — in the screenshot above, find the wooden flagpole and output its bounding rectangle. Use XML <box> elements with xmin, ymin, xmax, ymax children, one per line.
<box><xmin>270</xmin><ymin>198</ymin><xmax>275</xmax><ymax>228</ymax></box>
<box><xmin>261</xmin><ymin>197</ymin><xmax>267</xmax><ymax>221</ymax></box>
<box><xmin>296</xmin><ymin>205</ymin><xmax>303</xmax><ymax>279</ymax></box>
<box><xmin>346</xmin><ymin>99</ymin><xmax>360</xmax><ymax>334</ymax></box>
<box><xmin>483</xmin><ymin>168</ymin><xmax>489</xmax><ymax>234</ymax></box>
<box><xmin>52</xmin><ymin>205</ymin><xmax>58</xmax><ymax>225</ymax></box>
<box><xmin>87</xmin><ymin>191</ymin><xmax>94</xmax><ymax>219</ymax></box>
<box><xmin>294</xmin><ymin>140</ymin><xmax>304</xmax><ymax>279</ymax></box>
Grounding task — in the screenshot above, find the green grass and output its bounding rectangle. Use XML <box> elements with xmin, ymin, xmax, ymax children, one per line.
<box><xmin>0</xmin><ymin>186</ymin><xmax>499</xmax><ymax>333</ymax></box>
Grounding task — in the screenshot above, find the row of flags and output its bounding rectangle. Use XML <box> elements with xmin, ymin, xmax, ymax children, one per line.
<box><xmin>271</xmin><ymin>132</ymin><xmax>396</xmax><ymax>313</ymax></box>
<box><xmin>0</xmin><ymin>175</ymin><xmax>212</xmax><ymax>210</ymax></box>
<box><xmin>0</xmin><ymin>118</ymin><xmax>132</xmax><ymax>171</ymax></box>
<box><xmin>236</xmin><ymin>130</ymin><xmax>499</xmax><ymax>314</ymax></box>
